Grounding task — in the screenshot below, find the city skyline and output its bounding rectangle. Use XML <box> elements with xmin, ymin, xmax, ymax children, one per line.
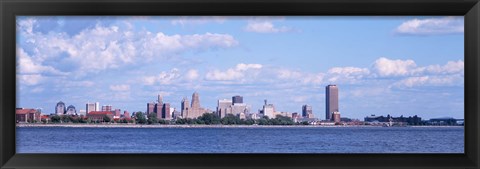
<box><xmin>16</xmin><ymin>16</ymin><xmax>464</xmax><ymax>119</ymax></box>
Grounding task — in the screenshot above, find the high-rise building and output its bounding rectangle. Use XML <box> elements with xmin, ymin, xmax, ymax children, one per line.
<box><xmin>302</xmin><ymin>105</ymin><xmax>313</xmax><ymax>118</ymax></box>
<box><xmin>66</xmin><ymin>105</ymin><xmax>76</xmax><ymax>115</ymax></box>
<box><xmin>55</xmin><ymin>101</ymin><xmax>66</xmax><ymax>115</ymax></box>
<box><xmin>155</xmin><ymin>103</ymin><xmax>163</xmax><ymax>118</ymax></box>
<box><xmin>86</xmin><ymin>103</ymin><xmax>96</xmax><ymax>114</ymax></box>
<box><xmin>123</xmin><ymin>111</ymin><xmax>130</xmax><ymax>119</ymax></box>
<box><xmin>147</xmin><ymin>102</ymin><xmax>155</xmax><ymax>115</ymax></box>
<box><xmin>217</xmin><ymin>99</ymin><xmax>232</xmax><ymax>118</ymax></box>
<box><xmin>232</xmin><ymin>95</ymin><xmax>243</xmax><ymax>105</ymax></box>
<box><xmin>102</xmin><ymin>105</ymin><xmax>112</xmax><ymax>111</ymax></box>
<box><xmin>187</xmin><ymin>92</ymin><xmax>204</xmax><ymax>118</ymax></box>
<box><xmin>262</xmin><ymin>99</ymin><xmax>275</xmax><ymax>118</ymax></box>
<box><xmin>95</xmin><ymin>102</ymin><xmax>100</xmax><ymax>111</ymax></box>
<box><xmin>181</xmin><ymin>97</ymin><xmax>190</xmax><ymax>118</ymax></box>
<box><xmin>326</xmin><ymin>84</ymin><xmax>339</xmax><ymax>121</ymax></box>
<box><xmin>163</xmin><ymin>103</ymin><xmax>171</xmax><ymax>120</ymax></box>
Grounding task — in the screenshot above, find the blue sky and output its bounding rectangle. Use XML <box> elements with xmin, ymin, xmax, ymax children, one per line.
<box><xmin>16</xmin><ymin>16</ymin><xmax>464</xmax><ymax>120</ymax></box>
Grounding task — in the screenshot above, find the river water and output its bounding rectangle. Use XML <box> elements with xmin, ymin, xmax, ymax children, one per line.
<box><xmin>16</xmin><ymin>126</ymin><xmax>464</xmax><ymax>153</ymax></box>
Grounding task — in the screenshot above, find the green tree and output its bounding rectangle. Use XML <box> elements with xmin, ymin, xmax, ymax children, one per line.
<box><xmin>135</xmin><ymin>112</ymin><xmax>147</xmax><ymax>124</ymax></box>
<box><xmin>50</xmin><ymin>115</ymin><xmax>61</xmax><ymax>123</ymax></box>
<box><xmin>198</xmin><ymin>113</ymin><xmax>221</xmax><ymax>125</ymax></box>
<box><xmin>175</xmin><ymin>118</ymin><xmax>186</xmax><ymax>124</ymax></box>
<box><xmin>103</xmin><ymin>115</ymin><xmax>111</xmax><ymax>123</ymax></box>
<box><xmin>221</xmin><ymin>114</ymin><xmax>241</xmax><ymax>125</ymax></box>
<box><xmin>147</xmin><ymin>113</ymin><xmax>158</xmax><ymax>124</ymax></box>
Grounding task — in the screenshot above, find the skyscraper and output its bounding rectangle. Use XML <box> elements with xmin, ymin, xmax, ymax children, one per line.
<box><xmin>326</xmin><ymin>84</ymin><xmax>339</xmax><ymax>121</ymax></box>
<box><xmin>55</xmin><ymin>101</ymin><xmax>66</xmax><ymax>115</ymax></box>
<box><xmin>163</xmin><ymin>103</ymin><xmax>171</xmax><ymax>120</ymax></box>
<box><xmin>86</xmin><ymin>102</ymin><xmax>96</xmax><ymax>114</ymax></box>
<box><xmin>187</xmin><ymin>92</ymin><xmax>204</xmax><ymax>118</ymax></box>
<box><xmin>232</xmin><ymin>95</ymin><xmax>243</xmax><ymax>105</ymax></box>
<box><xmin>95</xmin><ymin>102</ymin><xmax>100</xmax><ymax>111</ymax></box>
<box><xmin>217</xmin><ymin>99</ymin><xmax>232</xmax><ymax>118</ymax></box>
<box><xmin>262</xmin><ymin>99</ymin><xmax>275</xmax><ymax>118</ymax></box>
<box><xmin>181</xmin><ymin>97</ymin><xmax>190</xmax><ymax>118</ymax></box>
<box><xmin>302</xmin><ymin>104</ymin><xmax>313</xmax><ymax>118</ymax></box>
<box><xmin>147</xmin><ymin>102</ymin><xmax>155</xmax><ymax>115</ymax></box>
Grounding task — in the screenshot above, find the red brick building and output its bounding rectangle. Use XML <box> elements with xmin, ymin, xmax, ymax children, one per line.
<box><xmin>16</xmin><ymin>108</ymin><xmax>41</xmax><ymax>123</ymax></box>
<box><xmin>87</xmin><ymin>111</ymin><xmax>114</xmax><ymax>121</ymax></box>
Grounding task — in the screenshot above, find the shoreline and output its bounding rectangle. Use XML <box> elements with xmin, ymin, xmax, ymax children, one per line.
<box><xmin>15</xmin><ymin>123</ymin><xmax>465</xmax><ymax>128</ymax></box>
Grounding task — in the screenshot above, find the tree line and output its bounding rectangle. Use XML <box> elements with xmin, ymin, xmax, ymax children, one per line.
<box><xmin>46</xmin><ymin>112</ymin><xmax>310</xmax><ymax>125</ymax></box>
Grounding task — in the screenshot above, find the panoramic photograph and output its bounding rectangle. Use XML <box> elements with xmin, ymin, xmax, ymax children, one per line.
<box><xmin>15</xmin><ymin>16</ymin><xmax>464</xmax><ymax>153</ymax></box>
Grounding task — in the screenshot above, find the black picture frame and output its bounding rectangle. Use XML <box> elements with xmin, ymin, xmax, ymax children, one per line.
<box><xmin>1</xmin><ymin>0</ymin><xmax>479</xmax><ymax>168</ymax></box>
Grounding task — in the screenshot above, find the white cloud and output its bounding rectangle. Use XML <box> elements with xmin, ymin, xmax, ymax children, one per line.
<box><xmin>17</xmin><ymin>18</ymin><xmax>37</xmax><ymax>35</ymax></box>
<box><xmin>395</xmin><ymin>16</ymin><xmax>463</xmax><ymax>35</ymax></box>
<box><xmin>143</xmin><ymin>68</ymin><xmax>181</xmax><ymax>85</ymax></box>
<box><xmin>17</xmin><ymin>20</ymin><xmax>239</xmax><ymax>75</ymax></box>
<box><xmin>327</xmin><ymin>67</ymin><xmax>370</xmax><ymax>84</ymax></box>
<box><xmin>373</xmin><ymin>57</ymin><xmax>417</xmax><ymax>77</ymax></box>
<box><xmin>16</xmin><ymin>48</ymin><xmax>67</xmax><ymax>75</ymax></box>
<box><xmin>185</xmin><ymin>69</ymin><xmax>199</xmax><ymax>81</ymax></box>
<box><xmin>422</xmin><ymin>60</ymin><xmax>464</xmax><ymax>75</ymax></box>
<box><xmin>17</xmin><ymin>74</ymin><xmax>44</xmax><ymax>86</ymax></box>
<box><xmin>205</xmin><ymin>63</ymin><xmax>263</xmax><ymax>81</ymax></box>
<box><xmin>110</xmin><ymin>84</ymin><xmax>130</xmax><ymax>91</ymax></box>
<box><xmin>394</xmin><ymin>75</ymin><xmax>462</xmax><ymax>88</ymax></box>
<box><xmin>244</xmin><ymin>21</ymin><xmax>290</xmax><ymax>33</ymax></box>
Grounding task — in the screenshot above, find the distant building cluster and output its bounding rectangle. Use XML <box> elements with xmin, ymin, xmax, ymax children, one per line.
<box><xmin>15</xmin><ymin>84</ymin><xmax>462</xmax><ymax>126</ymax></box>
<box><xmin>216</xmin><ymin>95</ymin><xmax>249</xmax><ymax>119</ymax></box>
<box><xmin>147</xmin><ymin>94</ymin><xmax>172</xmax><ymax>120</ymax></box>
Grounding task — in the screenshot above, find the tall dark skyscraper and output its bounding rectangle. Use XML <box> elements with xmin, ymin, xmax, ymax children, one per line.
<box><xmin>232</xmin><ymin>95</ymin><xmax>243</xmax><ymax>104</ymax></box>
<box><xmin>326</xmin><ymin>84</ymin><xmax>339</xmax><ymax>121</ymax></box>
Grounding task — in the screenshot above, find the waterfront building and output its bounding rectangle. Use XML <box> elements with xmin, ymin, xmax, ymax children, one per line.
<box><xmin>78</xmin><ymin>109</ymin><xmax>87</xmax><ymax>116</ymax></box>
<box><xmin>114</xmin><ymin>109</ymin><xmax>121</xmax><ymax>118</ymax></box>
<box><xmin>95</xmin><ymin>102</ymin><xmax>100</xmax><ymax>112</ymax></box>
<box><xmin>262</xmin><ymin>99</ymin><xmax>275</xmax><ymax>118</ymax></box>
<box><xmin>172</xmin><ymin>110</ymin><xmax>182</xmax><ymax>119</ymax></box>
<box><xmin>86</xmin><ymin>103</ymin><xmax>96</xmax><ymax>114</ymax></box>
<box><xmin>66</xmin><ymin>105</ymin><xmax>76</xmax><ymax>115</ymax></box>
<box><xmin>123</xmin><ymin>111</ymin><xmax>130</xmax><ymax>119</ymax></box>
<box><xmin>55</xmin><ymin>101</ymin><xmax>66</xmax><ymax>115</ymax></box>
<box><xmin>101</xmin><ymin>105</ymin><xmax>112</xmax><ymax>111</ymax></box>
<box><xmin>232</xmin><ymin>95</ymin><xmax>243</xmax><ymax>104</ymax></box>
<box><xmin>181</xmin><ymin>97</ymin><xmax>190</xmax><ymax>118</ymax></box>
<box><xmin>163</xmin><ymin>103</ymin><xmax>171</xmax><ymax>120</ymax></box>
<box><xmin>147</xmin><ymin>102</ymin><xmax>155</xmax><ymax>115</ymax></box>
<box><xmin>302</xmin><ymin>105</ymin><xmax>314</xmax><ymax>118</ymax></box>
<box><xmin>332</xmin><ymin>111</ymin><xmax>341</xmax><ymax>123</ymax></box>
<box><xmin>16</xmin><ymin>108</ymin><xmax>41</xmax><ymax>123</ymax></box>
<box><xmin>326</xmin><ymin>84</ymin><xmax>339</xmax><ymax>121</ymax></box>
<box><xmin>217</xmin><ymin>99</ymin><xmax>233</xmax><ymax>118</ymax></box>
<box><xmin>87</xmin><ymin>111</ymin><xmax>114</xmax><ymax>121</ymax></box>
<box><xmin>232</xmin><ymin>103</ymin><xmax>248</xmax><ymax>115</ymax></box>
<box><xmin>184</xmin><ymin>92</ymin><xmax>205</xmax><ymax>118</ymax></box>
<box><xmin>155</xmin><ymin>103</ymin><xmax>163</xmax><ymax>118</ymax></box>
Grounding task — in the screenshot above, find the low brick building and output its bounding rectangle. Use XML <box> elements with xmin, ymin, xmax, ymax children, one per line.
<box><xmin>16</xmin><ymin>108</ymin><xmax>41</xmax><ymax>123</ymax></box>
<box><xmin>87</xmin><ymin>111</ymin><xmax>114</xmax><ymax>121</ymax></box>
